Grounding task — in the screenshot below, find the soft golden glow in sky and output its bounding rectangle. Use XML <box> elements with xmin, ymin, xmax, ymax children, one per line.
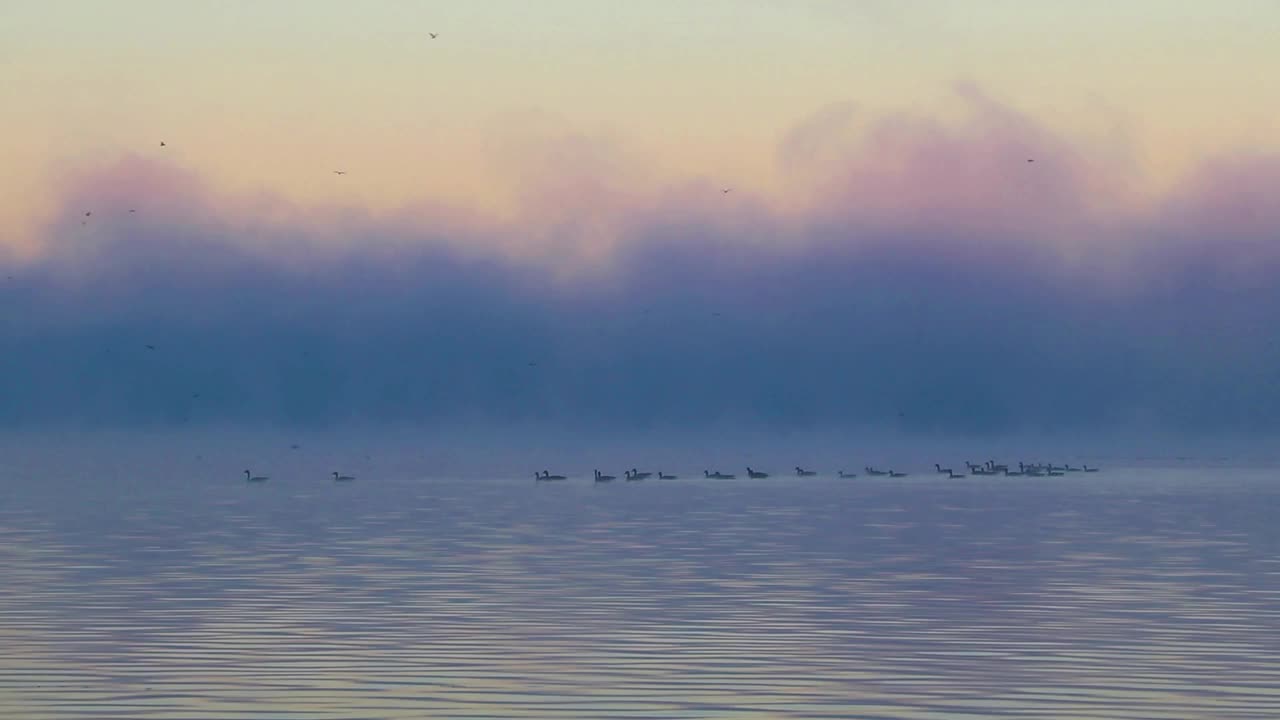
<box><xmin>3</xmin><ymin>1</ymin><xmax>1279</xmax><ymax>251</ymax></box>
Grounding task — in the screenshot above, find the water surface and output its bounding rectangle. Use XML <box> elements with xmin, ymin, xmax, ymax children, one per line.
<box><xmin>2</xmin><ymin>467</ymin><xmax>1278</xmax><ymax>718</ymax></box>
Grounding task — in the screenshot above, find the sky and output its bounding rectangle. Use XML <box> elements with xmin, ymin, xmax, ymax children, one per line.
<box><xmin>2</xmin><ymin>1</ymin><xmax>1279</xmax><ymax>434</ymax></box>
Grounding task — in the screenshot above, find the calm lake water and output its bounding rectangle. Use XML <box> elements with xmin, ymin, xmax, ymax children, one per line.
<box><xmin>2</xmin><ymin>466</ymin><xmax>1278</xmax><ymax>718</ymax></box>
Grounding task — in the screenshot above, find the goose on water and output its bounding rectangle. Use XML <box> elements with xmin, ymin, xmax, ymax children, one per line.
<box><xmin>332</xmin><ymin>472</ymin><xmax>355</xmax><ymax>481</ymax></box>
<box><xmin>935</xmin><ymin>464</ymin><xmax>952</xmax><ymax>474</ymax></box>
<box><xmin>795</xmin><ymin>466</ymin><xmax>817</xmax><ymax>477</ymax></box>
<box><xmin>594</xmin><ymin>470</ymin><xmax>616</xmax><ymax>482</ymax></box>
<box><xmin>888</xmin><ymin>470</ymin><xmax>907</xmax><ymax>478</ymax></box>
<box><xmin>747</xmin><ymin>467</ymin><xmax>769</xmax><ymax>479</ymax></box>
<box><xmin>536</xmin><ymin>471</ymin><xmax>567</xmax><ymax>481</ymax></box>
<box><xmin>838</xmin><ymin>470</ymin><xmax>857</xmax><ymax>478</ymax></box>
<box><xmin>658</xmin><ymin>472</ymin><xmax>678</xmax><ymax>479</ymax></box>
<box><xmin>244</xmin><ymin>470</ymin><xmax>268</xmax><ymax>483</ymax></box>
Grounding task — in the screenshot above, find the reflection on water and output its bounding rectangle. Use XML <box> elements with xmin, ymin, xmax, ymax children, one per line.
<box><xmin>1</xmin><ymin>469</ymin><xmax>1278</xmax><ymax>718</ymax></box>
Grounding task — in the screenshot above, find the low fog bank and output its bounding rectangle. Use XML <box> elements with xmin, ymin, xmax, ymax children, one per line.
<box><xmin>2</xmin><ymin>424</ymin><xmax>1277</xmax><ymax>483</ymax></box>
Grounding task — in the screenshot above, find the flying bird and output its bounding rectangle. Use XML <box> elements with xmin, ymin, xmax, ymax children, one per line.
<box><xmin>429</xmin><ymin>32</ymin><xmax>438</xmax><ymax>39</ymax></box>
<box><xmin>160</xmin><ymin>141</ymin><xmax>166</xmax><ymax>147</ymax></box>
<box><xmin>144</xmin><ymin>344</ymin><xmax>156</xmax><ymax>350</ymax></box>
<box><xmin>333</xmin><ymin>170</ymin><xmax>346</xmax><ymax>175</ymax></box>
<box><xmin>721</xmin><ymin>188</ymin><xmax>732</xmax><ymax>194</ymax></box>
<box><xmin>129</xmin><ymin>209</ymin><xmax>136</xmax><ymax>213</ymax></box>
<box><xmin>84</xmin><ymin>211</ymin><xmax>91</xmax><ymax>217</ymax></box>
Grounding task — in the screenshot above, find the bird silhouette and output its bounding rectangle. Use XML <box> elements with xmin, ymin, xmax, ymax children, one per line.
<box><xmin>160</xmin><ymin>141</ymin><xmax>166</xmax><ymax>147</ymax></box>
<box><xmin>144</xmin><ymin>344</ymin><xmax>156</xmax><ymax>350</ymax></box>
<box><xmin>721</xmin><ymin>188</ymin><xmax>732</xmax><ymax>194</ymax></box>
<box><xmin>429</xmin><ymin>32</ymin><xmax>438</xmax><ymax>39</ymax></box>
<box><xmin>333</xmin><ymin>170</ymin><xmax>346</xmax><ymax>175</ymax></box>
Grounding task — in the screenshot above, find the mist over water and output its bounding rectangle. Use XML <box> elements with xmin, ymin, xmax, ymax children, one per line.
<box><xmin>1</xmin><ymin>431</ymin><xmax>1278</xmax><ymax>718</ymax></box>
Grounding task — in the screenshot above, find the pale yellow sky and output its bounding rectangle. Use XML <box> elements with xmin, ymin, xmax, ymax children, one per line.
<box><xmin>3</xmin><ymin>1</ymin><xmax>1278</xmax><ymax>250</ymax></box>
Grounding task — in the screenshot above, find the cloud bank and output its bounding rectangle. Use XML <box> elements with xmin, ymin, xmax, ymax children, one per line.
<box><xmin>4</xmin><ymin>92</ymin><xmax>1279</xmax><ymax>434</ymax></box>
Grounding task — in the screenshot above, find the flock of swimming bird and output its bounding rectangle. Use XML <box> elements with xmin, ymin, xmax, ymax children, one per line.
<box><xmin>238</xmin><ymin>460</ymin><xmax>1101</xmax><ymax>484</ymax></box>
<box><xmin>533</xmin><ymin>461</ymin><xmax>1102</xmax><ymax>483</ymax></box>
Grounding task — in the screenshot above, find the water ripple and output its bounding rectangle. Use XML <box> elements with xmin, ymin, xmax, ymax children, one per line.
<box><xmin>1</xmin><ymin>471</ymin><xmax>1278</xmax><ymax>717</ymax></box>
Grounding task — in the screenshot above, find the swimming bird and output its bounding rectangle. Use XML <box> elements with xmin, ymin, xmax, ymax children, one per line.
<box><xmin>838</xmin><ymin>470</ymin><xmax>857</xmax><ymax>478</ymax></box>
<box><xmin>935</xmin><ymin>464</ymin><xmax>952</xmax><ymax>474</ymax></box>
<box><xmin>332</xmin><ymin>471</ymin><xmax>355</xmax><ymax>481</ymax></box>
<box><xmin>628</xmin><ymin>468</ymin><xmax>653</xmax><ymax>480</ymax></box>
<box><xmin>864</xmin><ymin>467</ymin><xmax>888</xmax><ymax>476</ymax></box>
<box><xmin>948</xmin><ymin>469</ymin><xmax>966</xmax><ymax>479</ymax></box>
<box><xmin>704</xmin><ymin>470</ymin><xmax>735</xmax><ymax>479</ymax></box>
<box><xmin>888</xmin><ymin>470</ymin><xmax>907</xmax><ymax>478</ymax></box>
<box><xmin>594</xmin><ymin>469</ymin><xmax>615</xmax><ymax>482</ymax></box>
<box><xmin>1082</xmin><ymin>465</ymin><xmax>1100</xmax><ymax>473</ymax></box>
<box><xmin>795</xmin><ymin>466</ymin><xmax>817</xmax><ymax>477</ymax></box>
<box><xmin>244</xmin><ymin>470</ymin><xmax>268</xmax><ymax>483</ymax></box>
<box><xmin>537</xmin><ymin>470</ymin><xmax>567</xmax><ymax>481</ymax></box>
<box><xmin>658</xmin><ymin>471</ymin><xmax>677</xmax><ymax>479</ymax></box>
<box><xmin>747</xmin><ymin>467</ymin><xmax>768</xmax><ymax>479</ymax></box>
